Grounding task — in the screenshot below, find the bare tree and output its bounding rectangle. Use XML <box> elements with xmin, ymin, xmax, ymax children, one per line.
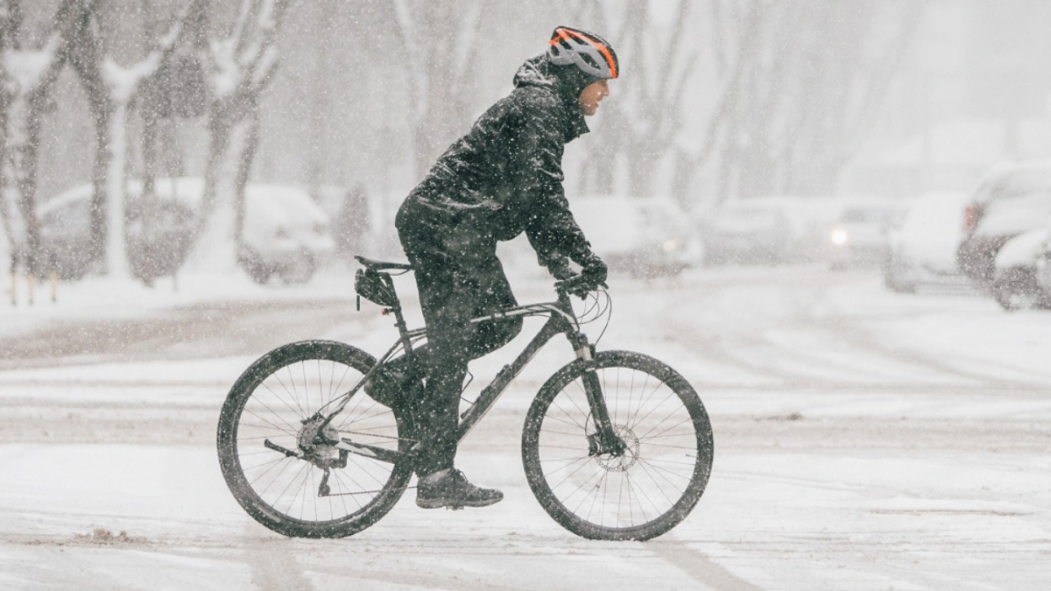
<box><xmin>562</xmin><ymin>0</ymin><xmax>922</xmax><ymax>209</ymax></box>
<box><xmin>696</xmin><ymin>0</ymin><xmax>926</xmax><ymax>204</ymax></box>
<box><xmin>69</xmin><ymin>0</ymin><xmax>205</xmax><ymax>278</ymax></box>
<box><xmin>670</xmin><ymin>0</ymin><xmax>765</xmax><ymax>206</ymax></box>
<box><xmin>190</xmin><ymin>0</ymin><xmax>290</xmax><ymax>268</ymax></box>
<box><xmin>390</xmin><ymin>0</ymin><xmax>491</xmax><ymax>179</ymax></box>
<box><xmin>0</xmin><ymin>0</ymin><xmax>85</xmax><ymax>274</ymax></box>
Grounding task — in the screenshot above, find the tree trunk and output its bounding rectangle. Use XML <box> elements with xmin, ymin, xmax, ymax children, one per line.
<box><xmin>198</xmin><ymin>105</ymin><xmax>235</xmax><ymax>231</ymax></box>
<box><xmin>233</xmin><ymin>105</ymin><xmax>261</xmax><ymax>246</ymax></box>
<box><xmin>105</xmin><ymin>101</ymin><xmax>130</xmax><ymax>278</ymax></box>
<box><xmin>139</xmin><ymin>89</ymin><xmax>159</xmax><ymax>286</ymax></box>
<box><xmin>88</xmin><ymin>103</ymin><xmax>111</xmax><ymax>266</ymax></box>
<box><xmin>0</xmin><ymin>8</ymin><xmax>12</xmax><ymax>257</ymax></box>
<box><xmin>12</xmin><ymin>91</ymin><xmax>46</xmax><ymax>275</ymax></box>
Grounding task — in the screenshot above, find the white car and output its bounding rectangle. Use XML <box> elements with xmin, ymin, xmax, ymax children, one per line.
<box><xmin>701</xmin><ymin>196</ymin><xmax>848</xmax><ymax>265</ymax></box>
<box><xmin>570</xmin><ymin>196</ymin><xmax>704</xmax><ymax>278</ymax></box>
<box><xmin>238</xmin><ymin>184</ymin><xmax>336</xmax><ymax>284</ymax></box>
<box><xmin>701</xmin><ymin>198</ymin><xmax>793</xmax><ymax>264</ymax></box>
<box><xmin>827</xmin><ymin>201</ymin><xmax>902</xmax><ymax>270</ymax></box>
<box><xmin>883</xmin><ymin>191</ymin><xmax>970</xmax><ymax>292</ymax></box>
<box><xmin>34</xmin><ymin>178</ymin><xmax>199</xmax><ymax>282</ymax></box>
<box><xmin>957</xmin><ymin>160</ymin><xmax>1051</xmax><ymax>284</ymax></box>
<box><xmin>989</xmin><ymin>227</ymin><xmax>1051</xmax><ymax>310</ymax></box>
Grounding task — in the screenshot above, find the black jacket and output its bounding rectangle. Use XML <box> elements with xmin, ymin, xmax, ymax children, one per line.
<box><xmin>399</xmin><ymin>54</ymin><xmax>600</xmax><ymax>273</ymax></box>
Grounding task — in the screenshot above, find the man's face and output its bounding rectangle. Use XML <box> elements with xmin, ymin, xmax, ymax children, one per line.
<box><xmin>578</xmin><ymin>80</ymin><xmax>610</xmax><ymax>116</ymax></box>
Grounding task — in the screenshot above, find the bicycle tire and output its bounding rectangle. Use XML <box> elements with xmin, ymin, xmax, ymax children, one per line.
<box><xmin>522</xmin><ymin>351</ymin><xmax>713</xmax><ymax>541</ymax></box>
<box><xmin>217</xmin><ymin>340</ymin><xmax>414</xmax><ymax>538</ymax></box>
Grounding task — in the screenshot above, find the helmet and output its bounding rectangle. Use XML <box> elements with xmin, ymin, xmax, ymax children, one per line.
<box><xmin>547</xmin><ymin>26</ymin><xmax>619</xmax><ymax>80</ymax></box>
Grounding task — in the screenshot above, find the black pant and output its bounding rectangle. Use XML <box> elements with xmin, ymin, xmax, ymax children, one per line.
<box><xmin>396</xmin><ymin>198</ymin><xmax>523</xmax><ymax>476</ymax></box>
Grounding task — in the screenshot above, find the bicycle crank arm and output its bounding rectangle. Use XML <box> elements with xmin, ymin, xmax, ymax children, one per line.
<box><xmin>335</xmin><ymin>438</ymin><xmax>405</xmax><ymax>465</ymax></box>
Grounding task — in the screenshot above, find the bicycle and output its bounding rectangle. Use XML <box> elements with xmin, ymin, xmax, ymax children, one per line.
<box><xmin>217</xmin><ymin>256</ymin><xmax>714</xmax><ymax>541</ymax></box>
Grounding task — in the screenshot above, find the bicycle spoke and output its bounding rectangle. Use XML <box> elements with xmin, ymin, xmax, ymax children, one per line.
<box><xmin>260</xmin><ymin>381</ymin><xmax>307</xmax><ymax>421</ymax></box>
<box><xmin>550</xmin><ymin>395</ymin><xmax>588</xmax><ymax>430</ymax></box>
<box><xmin>524</xmin><ymin>354</ymin><xmax>711</xmax><ymax>540</ymax></box>
<box><xmin>327</xmin><ymin>364</ymin><xmax>352</xmax><ymax>407</ymax></box>
<box><xmin>548</xmin><ymin>455</ymin><xmax>597</xmax><ymax>490</ymax></box>
<box><xmin>539</xmin><ymin>427</ymin><xmax>587</xmax><ymax>438</ymax></box>
<box><xmin>540</xmin><ymin>455</ymin><xmax>591</xmax><ymax>463</ymax></box>
<box><xmin>299</xmin><ymin>362</ymin><xmax>311</xmax><ymax>414</ymax></box>
<box><xmin>637</xmin><ymin>457</ymin><xmax>691</xmax><ymax>486</ymax></box>
<box><xmin>542</xmin><ymin>455</ymin><xmax>592</xmax><ymax>480</ymax></box>
<box><xmin>270</xmin><ymin>371</ymin><xmax>306</xmax><ymax>418</ymax></box>
<box><xmin>223</xmin><ymin>347</ymin><xmax>413</xmax><ymax>531</ymax></box>
<box><xmin>636</xmin><ymin>457</ymin><xmax>678</xmax><ymax>507</ymax></box>
<box><xmin>241</xmin><ymin>407</ymin><xmax>298</xmax><ymax>437</ymax></box>
<box><xmin>636</xmin><ymin>406</ymin><xmax>692</xmax><ymax>442</ymax></box>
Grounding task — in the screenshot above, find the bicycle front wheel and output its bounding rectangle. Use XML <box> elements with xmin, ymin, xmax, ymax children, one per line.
<box><xmin>522</xmin><ymin>351</ymin><xmax>713</xmax><ymax>541</ymax></box>
<box><xmin>217</xmin><ymin>340</ymin><xmax>415</xmax><ymax>538</ymax></box>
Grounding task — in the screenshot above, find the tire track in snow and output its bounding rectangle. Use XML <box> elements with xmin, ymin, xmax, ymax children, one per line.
<box><xmin>822</xmin><ymin>314</ymin><xmax>1051</xmax><ymax>388</ymax></box>
<box><xmin>650</xmin><ymin>541</ymin><xmax>764</xmax><ymax>590</ymax></box>
<box><xmin>651</xmin><ymin>268</ymin><xmax>1048</xmax><ymax>390</ymax></box>
<box><xmin>0</xmin><ymin>298</ymin><xmax>366</xmax><ymax>369</ymax></box>
<box><xmin>242</xmin><ymin>534</ymin><xmax>315</xmax><ymax>591</ymax></box>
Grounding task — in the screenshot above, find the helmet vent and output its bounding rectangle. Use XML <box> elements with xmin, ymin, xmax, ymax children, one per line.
<box><xmin>548</xmin><ymin>26</ymin><xmax>618</xmax><ymax>79</ymax></box>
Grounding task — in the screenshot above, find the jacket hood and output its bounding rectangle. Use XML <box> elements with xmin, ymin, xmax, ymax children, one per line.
<box><xmin>513</xmin><ymin>53</ymin><xmax>594</xmax><ymax>139</ymax></box>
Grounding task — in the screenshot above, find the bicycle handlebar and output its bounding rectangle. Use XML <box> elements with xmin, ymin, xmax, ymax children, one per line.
<box><xmin>555</xmin><ymin>274</ymin><xmax>607</xmax><ymax>299</ymax></box>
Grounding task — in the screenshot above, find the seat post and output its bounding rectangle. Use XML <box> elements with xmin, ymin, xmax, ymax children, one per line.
<box><xmin>381</xmin><ymin>274</ymin><xmax>415</xmax><ymax>355</ymax></box>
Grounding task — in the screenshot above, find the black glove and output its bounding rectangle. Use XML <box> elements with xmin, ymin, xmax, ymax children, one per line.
<box><xmin>548</xmin><ymin>258</ymin><xmax>576</xmax><ymax>281</ymax></box>
<box><xmin>580</xmin><ymin>254</ymin><xmax>608</xmax><ymax>286</ymax></box>
<box><xmin>557</xmin><ymin>274</ymin><xmax>591</xmax><ymax>300</ymax></box>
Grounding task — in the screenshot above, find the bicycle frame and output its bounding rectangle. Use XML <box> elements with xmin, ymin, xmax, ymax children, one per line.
<box><xmin>317</xmin><ymin>286</ymin><xmax>623</xmax><ymax>464</ymax></box>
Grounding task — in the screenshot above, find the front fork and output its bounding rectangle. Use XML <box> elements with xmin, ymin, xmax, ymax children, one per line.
<box><xmin>569</xmin><ymin>333</ymin><xmax>626</xmax><ymax>457</ymax></box>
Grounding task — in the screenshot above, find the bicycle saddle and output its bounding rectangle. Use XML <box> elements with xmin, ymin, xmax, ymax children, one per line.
<box><xmin>355</xmin><ymin>256</ymin><xmax>413</xmax><ymax>272</ymax></box>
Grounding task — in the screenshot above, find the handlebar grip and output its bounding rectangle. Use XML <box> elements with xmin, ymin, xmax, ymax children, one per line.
<box><xmin>555</xmin><ymin>275</ymin><xmax>607</xmax><ymax>297</ymax></box>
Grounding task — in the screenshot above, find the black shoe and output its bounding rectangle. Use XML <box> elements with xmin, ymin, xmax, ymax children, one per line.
<box><xmin>416</xmin><ymin>469</ymin><xmax>503</xmax><ymax>509</ymax></box>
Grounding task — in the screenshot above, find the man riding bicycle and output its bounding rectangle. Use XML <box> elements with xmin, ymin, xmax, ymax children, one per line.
<box><xmin>368</xmin><ymin>26</ymin><xmax>619</xmax><ymax>509</ymax></box>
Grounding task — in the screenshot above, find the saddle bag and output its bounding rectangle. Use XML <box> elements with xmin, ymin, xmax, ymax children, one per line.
<box><xmin>355</xmin><ymin>268</ymin><xmax>398</xmax><ymax>307</ymax></box>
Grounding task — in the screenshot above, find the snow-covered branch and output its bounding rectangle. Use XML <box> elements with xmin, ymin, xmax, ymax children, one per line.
<box><xmin>3</xmin><ymin>35</ymin><xmax>61</xmax><ymax>95</ymax></box>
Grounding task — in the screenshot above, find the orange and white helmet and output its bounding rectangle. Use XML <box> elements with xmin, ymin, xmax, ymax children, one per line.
<box><xmin>548</xmin><ymin>26</ymin><xmax>619</xmax><ymax>80</ymax></box>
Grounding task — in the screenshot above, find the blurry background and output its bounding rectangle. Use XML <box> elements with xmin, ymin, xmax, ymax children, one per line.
<box><xmin>4</xmin><ymin>0</ymin><xmax>1051</xmax><ymax>287</ymax></box>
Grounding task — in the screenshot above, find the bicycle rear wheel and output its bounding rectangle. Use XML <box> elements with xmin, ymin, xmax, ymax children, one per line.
<box><xmin>217</xmin><ymin>340</ymin><xmax>414</xmax><ymax>538</ymax></box>
<box><xmin>522</xmin><ymin>351</ymin><xmax>713</xmax><ymax>541</ymax></box>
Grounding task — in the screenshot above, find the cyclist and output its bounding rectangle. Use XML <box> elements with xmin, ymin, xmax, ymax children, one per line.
<box><xmin>368</xmin><ymin>26</ymin><xmax>619</xmax><ymax>509</ymax></box>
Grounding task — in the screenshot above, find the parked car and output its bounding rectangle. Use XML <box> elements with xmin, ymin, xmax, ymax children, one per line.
<box><xmin>36</xmin><ymin>186</ymin><xmax>96</xmax><ymax>280</ymax></box>
<box><xmin>701</xmin><ymin>196</ymin><xmax>848</xmax><ymax>266</ymax></box>
<box><xmin>827</xmin><ymin>200</ymin><xmax>902</xmax><ymax>270</ymax></box>
<box><xmin>988</xmin><ymin>228</ymin><xmax>1051</xmax><ymax>311</ymax></box>
<box><xmin>1035</xmin><ymin>235</ymin><xmax>1051</xmax><ymax>301</ymax></box>
<box><xmin>701</xmin><ymin>198</ymin><xmax>793</xmax><ymax>264</ymax></box>
<box><xmin>778</xmin><ymin>196</ymin><xmax>850</xmax><ymax>263</ymax></box>
<box><xmin>237</xmin><ymin>184</ymin><xmax>335</xmax><ymax>284</ymax></box>
<box><xmin>571</xmin><ymin>196</ymin><xmax>704</xmax><ymax>278</ymax></box>
<box><xmin>957</xmin><ymin>160</ymin><xmax>1051</xmax><ymax>285</ymax></box>
<box><xmin>36</xmin><ymin>178</ymin><xmax>199</xmax><ymax>281</ymax></box>
<box><xmin>883</xmin><ymin>191</ymin><xmax>970</xmax><ymax>292</ymax></box>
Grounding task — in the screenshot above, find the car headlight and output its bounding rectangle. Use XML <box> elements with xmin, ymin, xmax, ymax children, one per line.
<box><xmin>662</xmin><ymin>239</ymin><xmax>680</xmax><ymax>253</ymax></box>
<box><xmin>830</xmin><ymin>229</ymin><xmax>848</xmax><ymax>246</ymax></box>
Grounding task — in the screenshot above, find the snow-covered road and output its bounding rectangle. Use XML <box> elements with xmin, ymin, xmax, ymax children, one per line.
<box><xmin>2</xmin><ymin>266</ymin><xmax>1050</xmax><ymax>590</ymax></box>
